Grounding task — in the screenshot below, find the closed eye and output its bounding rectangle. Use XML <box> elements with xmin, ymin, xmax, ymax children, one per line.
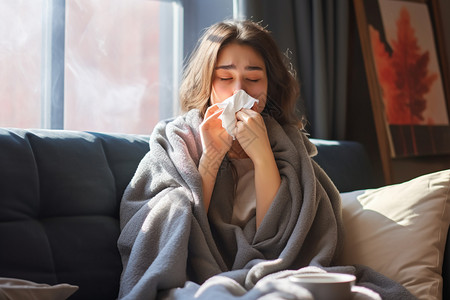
<box><xmin>247</xmin><ymin>78</ymin><xmax>260</xmax><ymax>82</ymax></box>
<box><xmin>220</xmin><ymin>78</ymin><xmax>232</xmax><ymax>81</ymax></box>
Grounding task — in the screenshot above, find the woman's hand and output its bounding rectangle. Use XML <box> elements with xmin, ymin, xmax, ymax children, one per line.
<box><xmin>234</xmin><ymin>108</ymin><xmax>272</xmax><ymax>164</ymax></box>
<box><xmin>235</xmin><ymin>108</ymin><xmax>280</xmax><ymax>229</ymax></box>
<box><xmin>200</xmin><ymin>104</ymin><xmax>233</xmax><ymax>165</ymax></box>
<box><xmin>199</xmin><ymin>104</ymin><xmax>232</xmax><ymax>212</ymax></box>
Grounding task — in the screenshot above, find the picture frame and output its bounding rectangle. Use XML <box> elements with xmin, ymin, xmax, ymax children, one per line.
<box><xmin>353</xmin><ymin>0</ymin><xmax>450</xmax><ymax>182</ymax></box>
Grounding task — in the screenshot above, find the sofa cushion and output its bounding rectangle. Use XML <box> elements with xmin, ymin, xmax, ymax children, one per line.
<box><xmin>0</xmin><ymin>129</ymin><xmax>150</xmax><ymax>300</ymax></box>
<box><xmin>0</xmin><ymin>277</ymin><xmax>78</xmax><ymax>300</ymax></box>
<box><xmin>310</xmin><ymin>139</ymin><xmax>382</xmax><ymax>192</ymax></box>
<box><xmin>338</xmin><ymin>169</ymin><xmax>450</xmax><ymax>300</ymax></box>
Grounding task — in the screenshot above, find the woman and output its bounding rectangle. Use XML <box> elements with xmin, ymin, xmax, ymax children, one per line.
<box><xmin>180</xmin><ymin>20</ymin><xmax>300</xmax><ymax>229</ymax></box>
<box><xmin>117</xmin><ymin>20</ymin><xmax>415</xmax><ymax>300</ymax></box>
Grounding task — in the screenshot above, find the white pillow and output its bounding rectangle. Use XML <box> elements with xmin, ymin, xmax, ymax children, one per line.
<box><xmin>338</xmin><ymin>169</ymin><xmax>450</xmax><ymax>300</ymax></box>
<box><xmin>0</xmin><ymin>277</ymin><xmax>78</xmax><ymax>300</ymax></box>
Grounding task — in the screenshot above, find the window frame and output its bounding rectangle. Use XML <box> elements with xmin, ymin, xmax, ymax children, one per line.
<box><xmin>41</xmin><ymin>0</ymin><xmax>65</xmax><ymax>129</ymax></box>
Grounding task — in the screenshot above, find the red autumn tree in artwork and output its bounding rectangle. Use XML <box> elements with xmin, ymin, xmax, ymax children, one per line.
<box><xmin>370</xmin><ymin>6</ymin><xmax>437</xmax><ymax>125</ymax></box>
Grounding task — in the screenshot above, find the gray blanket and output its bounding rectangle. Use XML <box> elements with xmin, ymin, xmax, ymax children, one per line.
<box><xmin>117</xmin><ymin>109</ymin><xmax>415</xmax><ymax>300</ymax></box>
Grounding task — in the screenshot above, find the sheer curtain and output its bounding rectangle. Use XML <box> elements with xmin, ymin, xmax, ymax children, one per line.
<box><xmin>64</xmin><ymin>0</ymin><xmax>182</xmax><ymax>134</ymax></box>
<box><xmin>0</xmin><ymin>1</ymin><xmax>43</xmax><ymax>128</ymax></box>
<box><xmin>241</xmin><ymin>0</ymin><xmax>349</xmax><ymax>139</ymax></box>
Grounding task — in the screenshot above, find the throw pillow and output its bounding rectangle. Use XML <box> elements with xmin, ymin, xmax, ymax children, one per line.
<box><xmin>0</xmin><ymin>277</ymin><xmax>78</xmax><ymax>300</ymax></box>
<box><xmin>337</xmin><ymin>169</ymin><xmax>450</xmax><ymax>300</ymax></box>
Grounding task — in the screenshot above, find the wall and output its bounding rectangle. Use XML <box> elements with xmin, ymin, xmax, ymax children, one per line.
<box><xmin>346</xmin><ymin>0</ymin><xmax>450</xmax><ymax>185</ymax></box>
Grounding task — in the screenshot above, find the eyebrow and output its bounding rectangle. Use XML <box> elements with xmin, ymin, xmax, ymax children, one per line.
<box><xmin>215</xmin><ymin>64</ymin><xmax>264</xmax><ymax>71</ymax></box>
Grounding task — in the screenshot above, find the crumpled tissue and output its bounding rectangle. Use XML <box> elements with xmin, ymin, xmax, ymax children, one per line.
<box><xmin>216</xmin><ymin>90</ymin><xmax>259</xmax><ymax>139</ymax></box>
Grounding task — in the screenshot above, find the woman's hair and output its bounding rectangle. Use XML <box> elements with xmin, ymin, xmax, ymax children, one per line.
<box><xmin>179</xmin><ymin>20</ymin><xmax>302</xmax><ymax>127</ymax></box>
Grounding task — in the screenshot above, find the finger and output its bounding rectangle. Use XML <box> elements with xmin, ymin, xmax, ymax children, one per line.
<box><xmin>204</xmin><ymin>104</ymin><xmax>220</xmax><ymax>118</ymax></box>
<box><xmin>234</xmin><ymin>120</ymin><xmax>250</xmax><ymax>143</ymax></box>
<box><xmin>245</xmin><ymin>107</ymin><xmax>260</xmax><ymax>115</ymax></box>
<box><xmin>204</xmin><ymin>105</ymin><xmax>224</xmax><ymax>122</ymax></box>
<box><xmin>236</xmin><ymin>109</ymin><xmax>258</xmax><ymax>122</ymax></box>
<box><xmin>235</xmin><ymin>120</ymin><xmax>245</xmax><ymax>130</ymax></box>
<box><xmin>235</xmin><ymin>110</ymin><xmax>248</xmax><ymax>122</ymax></box>
<box><xmin>232</xmin><ymin>125</ymin><xmax>238</xmax><ymax>138</ymax></box>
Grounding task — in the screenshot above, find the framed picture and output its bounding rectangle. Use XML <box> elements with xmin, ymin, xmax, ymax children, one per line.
<box><xmin>353</xmin><ymin>0</ymin><xmax>450</xmax><ymax>164</ymax></box>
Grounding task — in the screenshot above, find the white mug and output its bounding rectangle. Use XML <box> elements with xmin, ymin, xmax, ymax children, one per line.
<box><xmin>290</xmin><ymin>272</ymin><xmax>356</xmax><ymax>300</ymax></box>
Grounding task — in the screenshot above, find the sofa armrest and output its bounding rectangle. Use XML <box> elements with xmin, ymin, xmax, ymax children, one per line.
<box><xmin>0</xmin><ymin>128</ymin><xmax>150</xmax><ymax>300</ymax></box>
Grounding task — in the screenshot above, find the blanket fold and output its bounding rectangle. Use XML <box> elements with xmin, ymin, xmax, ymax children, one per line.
<box><xmin>117</xmin><ymin>109</ymin><xmax>415</xmax><ymax>299</ymax></box>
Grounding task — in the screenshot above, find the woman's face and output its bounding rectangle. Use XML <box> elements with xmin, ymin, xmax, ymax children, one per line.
<box><xmin>210</xmin><ymin>42</ymin><xmax>268</xmax><ymax>113</ymax></box>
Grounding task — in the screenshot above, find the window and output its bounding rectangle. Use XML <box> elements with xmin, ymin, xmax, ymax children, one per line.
<box><xmin>0</xmin><ymin>1</ymin><xmax>43</xmax><ymax>128</ymax></box>
<box><xmin>0</xmin><ymin>0</ymin><xmax>233</xmax><ymax>134</ymax></box>
<box><xmin>64</xmin><ymin>0</ymin><xmax>182</xmax><ymax>134</ymax></box>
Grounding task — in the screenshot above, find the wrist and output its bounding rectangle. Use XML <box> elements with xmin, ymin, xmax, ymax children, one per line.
<box><xmin>251</xmin><ymin>149</ymin><xmax>275</xmax><ymax>168</ymax></box>
<box><xmin>199</xmin><ymin>151</ymin><xmax>224</xmax><ymax>177</ymax></box>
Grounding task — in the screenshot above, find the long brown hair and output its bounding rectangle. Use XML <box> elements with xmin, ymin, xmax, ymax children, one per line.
<box><xmin>179</xmin><ymin>20</ymin><xmax>302</xmax><ymax>127</ymax></box>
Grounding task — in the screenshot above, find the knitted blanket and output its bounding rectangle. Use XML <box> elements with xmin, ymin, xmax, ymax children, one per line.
<box><xmin>117</xmin><ymin>109</ymin><xmax>415</xmax><ymax>300</ymax></box>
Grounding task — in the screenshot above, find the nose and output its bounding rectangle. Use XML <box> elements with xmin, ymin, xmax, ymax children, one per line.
<box><xmin>233</xmin><ymin>79</ymin><xmax>244</xmax><ymax>95</ymax></box>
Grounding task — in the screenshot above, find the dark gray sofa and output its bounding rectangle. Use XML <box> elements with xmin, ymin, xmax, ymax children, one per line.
<box><xmin>0</xmin><ymin>128</ymin><xmax>447</xmax><ymax>299</ymax></box>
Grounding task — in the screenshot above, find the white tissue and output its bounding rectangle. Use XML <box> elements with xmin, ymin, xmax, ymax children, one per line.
<box><xmin>216</xmin><ymin>90</ymin><xmax>259</xmax><ymax>139</ymax></box>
